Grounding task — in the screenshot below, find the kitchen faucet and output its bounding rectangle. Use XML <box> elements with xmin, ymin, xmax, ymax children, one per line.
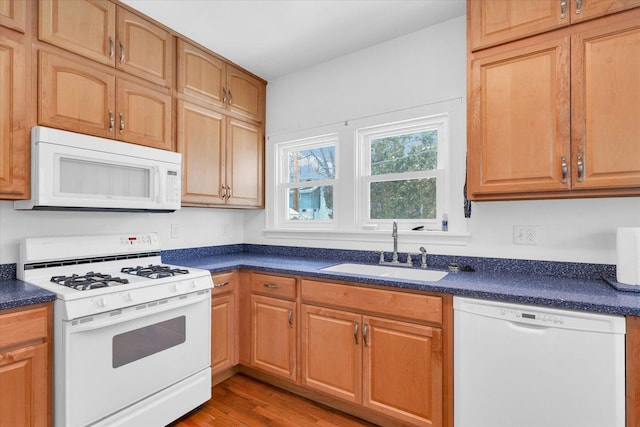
<box><xmin>392</xmin><ymin>219</ymin><xmax>399</xmax><ymax>263</ymax></box>
<box><xmin>379</xmin><ymin>220</ymin><xmax>413</xmax><ymax>267</ymax></box>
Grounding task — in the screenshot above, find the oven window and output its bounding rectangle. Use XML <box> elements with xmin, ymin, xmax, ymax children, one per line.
<box><xmin>112</xmin><ymin>316</ymin><xmax>186</xmax><ymax>368</ymax></box>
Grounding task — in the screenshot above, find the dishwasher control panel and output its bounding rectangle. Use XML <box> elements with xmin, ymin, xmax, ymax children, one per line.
<box><xmin>500</xmin><ymin>308</ymin><xmax>564</xmax><ymax>325</ymax></box>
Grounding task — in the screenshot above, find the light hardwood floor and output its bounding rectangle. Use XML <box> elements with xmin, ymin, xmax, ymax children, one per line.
<box><xmin>169</xmin><ymin>374</ymin><xmax>377</xmax><ymax>426</ymax></box>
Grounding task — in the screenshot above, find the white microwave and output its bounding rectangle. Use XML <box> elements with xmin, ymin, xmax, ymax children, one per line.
<box><xmin>15</xmin><ymin>127</ymin><xmax>182</xmax><ymax>212</ymax></box>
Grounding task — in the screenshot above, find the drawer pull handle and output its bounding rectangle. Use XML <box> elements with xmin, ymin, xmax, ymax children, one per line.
<box><xmin>288</xmin><ymin>308</ymin><xmax>293</xmax><ymax>328</ymax></box>
<box><xmin>561</xmin><ymin>155</ymin><xmax>568</xmax><ymax>183</ymax></box>
<box><xmin>354</xmin><ymin>321</ymin><xmax>359</xmax><ymax>345</ymax></box>
<box><xmin>363</xmin><ymin>323</ymin><xmax>369</xmax><ymax>346</ymax></box>
<box><xmin>263</xmin><ymin>283</ymin><xmax>280</xmax><ymax>289</ymax></box>
<box><xmin>560</xmin><ymin>0</ymin><xmax>567</xmax><ymax>18</ymax></box>
<box><xmin>575</xmin><ymin>0</ymin><xmax>582</xmax><ymax>14</ymax></box>
<box><xmin>577</xmin><ymin>153</ymin><xmax>584</xmax><ymax>182</ymax></box>
<box><xmin>214</xmin><ymin>281</ymin><xmax>229</xmax><ymax>288</ymax></box>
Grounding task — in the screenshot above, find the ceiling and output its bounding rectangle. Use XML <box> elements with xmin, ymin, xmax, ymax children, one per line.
<box><xmin>120</xmin><ymin>0</ymin><xmax>466</xmax><ymax>81</ymax></box>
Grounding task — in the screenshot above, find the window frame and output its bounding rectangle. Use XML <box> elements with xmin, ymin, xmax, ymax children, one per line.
<box><xmin>356</xmin><ymin>114</ymin><xmax>449</xmax><ymax>230</ymax></box>
<box><xmin>274</xmin><ymin>134</ymin><xmax>338</xmax><ymax>230</ymax></box>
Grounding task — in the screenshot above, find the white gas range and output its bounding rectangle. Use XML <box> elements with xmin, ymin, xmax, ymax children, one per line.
<box><xmin>18</xmin><ymin>233</ymin><xmax>213</xmax><ymax>427</ymax></box>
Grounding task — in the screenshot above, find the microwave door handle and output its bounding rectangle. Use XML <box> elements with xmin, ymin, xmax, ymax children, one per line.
<box><xmin>154</xmin><ymin>166</ymin><xmax>161</xmax><ymax>203</ymax></box>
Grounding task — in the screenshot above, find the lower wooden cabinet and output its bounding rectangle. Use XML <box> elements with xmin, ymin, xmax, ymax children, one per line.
<box><xmin>250</xmin><ymin>294</ymin><xmax>297</xmax><ymax>382</ymax></box>
<box><xmin>248</xmin><ymin>272</ymin><xmax>297</xmax><ymax>382</ymax></box>
<box><xmin>0</xmin><ymin>303</ymin><xmax>52</xmax><ymax>427</ymax></box>
<box><xmin>211</xmin><ymin>272</ymin><xmax>238</xmax><ymax>378</ymax></box>
<box><xmin>301</xmin><ymin>281</ymin><xmax>444</xmax><ymax>427</ymax></box>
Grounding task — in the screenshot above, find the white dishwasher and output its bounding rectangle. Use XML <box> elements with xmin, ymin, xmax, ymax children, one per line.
<box><xmin>454</xmin><ymin>297</ymin><xmax>626</xmax><ymax>427</ymax></box>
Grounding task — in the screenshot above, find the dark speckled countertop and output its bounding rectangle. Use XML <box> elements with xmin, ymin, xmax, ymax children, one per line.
<box><xmin>2</xmin><ymin>244</ymin><xmax>638</xmax><ymax>316</ymax></box>
<box><xmin>0</xmin><ymin>279</ymin><xmax>56</xmax><ymax>310</ymax></box>
<box><xmin>175</xmin><ymin>252</ymin><xmax>640</xmax><ymax>317</ymax></box>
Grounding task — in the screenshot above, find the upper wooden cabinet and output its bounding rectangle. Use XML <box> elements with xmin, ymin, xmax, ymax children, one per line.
<box><xmin>469</xmin><ymin>0</ymin><xmax>640</xmax><ymax>51</ymax></box>
<box><xmin>467</xmin><ymin>8</ymin><xmax>640</xmax><ymax>200</ymax></box>
<box><xmin>0</xmin><ymin>29</ymin><xmax>29</xmax><ymax>199</ymax></box>
<box><xmin>39</xmin><ymin>50</ymin><xmax>173</xmax><ymax>150</ymax></box>
<box><xmin>177</xmin><ymin>39</ymin><xmax>266</xmax><ymax>123</ymax></box>
<box><xmin>177</xmin><ymin>100</ymin><xmax>264</xmax><ymax>207</ymax></box>
<box><xmin>0</xmin><ymin>0</ymin><xmax>27</xmax><ymax>32</ymax></box>
<box><xmin>39</xmin><ymin>0</ymin><xmax>172</xmax><ymax>87</ymax></box>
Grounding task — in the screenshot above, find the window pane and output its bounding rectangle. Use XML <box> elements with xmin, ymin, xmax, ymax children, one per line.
<box><xmin>370</xmin><ymin>178</ymin><xmax>436</xmax><ymax>220</ymax></box>
<box><xmin>370</xmin><ymin>131</ymin><xmax>437</xmax><ymax>175</ymax></box>
<box><xmin>288</xmin><ymin>186</ymin><xmax>333</xmax><ymax>220</ymax></box>
<box><xmin>288</xmin><ymin>146</ymin><xmax>335</xmax><ymax>183</ymax></box>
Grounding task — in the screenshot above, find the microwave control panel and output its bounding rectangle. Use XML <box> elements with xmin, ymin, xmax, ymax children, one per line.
<box><xmin>166</xmin><ymin>170</ymin><xmax>180</xmax><ymax>203</ymax></box>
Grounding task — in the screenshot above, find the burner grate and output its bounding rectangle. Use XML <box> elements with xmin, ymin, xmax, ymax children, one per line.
<box><xmin>121</xmin><ymin>264</ymin><xmax>190</xmax><ymax>279</ymax></box>
<box><xmin>51</xmin><ymin>272</ymin><xmax>130</xmax><ymax>291</ymax></box>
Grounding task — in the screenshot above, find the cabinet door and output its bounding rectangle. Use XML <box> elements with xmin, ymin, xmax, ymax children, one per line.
<box><xmin>177</xmin><ymin>101</ymin><xmax>226</xmax><ymax>205</ymax></box>
<box><xmin>226</xmin><ymin>65</ymin><xmax>266</xmax><ymax>122</ymax></box>
<box><xmin>571</xmin><ymin>10</ymin><xmax>640</xmax><ymax>190</ymax></box>
<box><xmin>0</xmin><ymin>30</ymin><xmax>28</xmax><ymax>199</ymax></box>
<box><xmin>211</xmin><ymin>293</ymin><xmax>237</xmax><ymax>376</ymax></box>
<box><xmin>362</xmin><ymin>316</ymin><xmax>442</xmax><ymax>427</ymax></box>
<box><xmin>469</xmin><ymin>0</ymin><xmax>568</xmax><ymax>51</ymax></box>
<box><xmin>250</xmin><ymin>295</ymin><xmax>296</xmax><ymax>382</ymax></box>
<box><xmin>570</xmin><ymin>0</ymin><xmax>640</xmax><ymax>23</ymax></box>
<box><xmin>226</xmin><ymin>118</ymin><xmax>264</xmax><ymax>207</ymax></box>
<box><xmin>468</xmin><ymin>34</ymin><xmax>571</xmax><ymax>199</ymax></box>
<box><xmin>301</xmin><ymin>305</ymin><xmax>362</xmax><ymax>404</ymax></box>
<box><xmin>116</xmin><ymin>8</ymin><xmax>172</xmax><ymax>87</ymax></box>
<box><xmin>0</xmin><ymin>0</ymin><xmax>27</xmax><ymax>32</ymax></box>
<box><xmin>177</xmin><ymin>39</ymin><xmax>226</xmax><ymax>108</ymax></box>
<box><xmin>38</xmin><ymin>51</ymin><xmax>116</xmax><ymax>138</ymax></box>
<box><xmin>116</xmin><ymin>78</ymin><xmax>172</xmax><ymax>150</ymax></box>
<box><xmin>39</xmin><ymin>0</ymin><xmax>116</xmax><ymax>66</ymax></box>
<box><xmin>0</xmin><ymin>342</ymin><xmax>48</xmax><ymax>427</ymax></box>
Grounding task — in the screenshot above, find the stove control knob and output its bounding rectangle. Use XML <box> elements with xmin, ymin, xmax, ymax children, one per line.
<box><xmin>123</xmin><ymin>293</ymin><xmax>133</xmax><ymax>302</ymax></box>
<box><xmin>95</xmin><ymin>297</ymin><xmax>106</xmax><ymax>308</ymax></box>
<box><xmin>171</xmin><ymin>283</ymin><xmax>180</xmax><ymax>292</ymax></box>
<box><xmin>189</xmin><ymin>280</ymin><xmax>196</xmax><ymax>289</ymax></box>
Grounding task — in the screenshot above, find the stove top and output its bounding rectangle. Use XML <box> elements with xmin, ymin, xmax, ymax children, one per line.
<box><xmin>18</xmin><ymin>233</ymin><xmax>213</xmax><ymax>320</ymax></box>
<box><xmin>121</xmin><ymin>264</ymin><xmax>190</xmax><ymax>279</ymax></box>
<box><xmin>51</xmin><ymin>272</ymin><xmax>129</xmax><ymax>290</ymax></box>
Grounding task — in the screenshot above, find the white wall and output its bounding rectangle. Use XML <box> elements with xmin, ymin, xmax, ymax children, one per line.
<box><xmin>0</xmin><ymin>202</ymin><xmax>245</xmax><ymax>264</ymax></box>
<box><xmin>245</xmin><ymin>15</ymin><xmax>640</xmax><ymax>265</ymax></box>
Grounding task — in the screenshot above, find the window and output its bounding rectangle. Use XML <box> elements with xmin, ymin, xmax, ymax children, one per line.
<box><xmin>358</xmin><ymin>115</ymin><xmax>447</xmax><ymax>228</ymax></box>
<box><xmin>275</xmin><ymin>135</ymin><xmax>337</xmax><ymax>228</ymax></box>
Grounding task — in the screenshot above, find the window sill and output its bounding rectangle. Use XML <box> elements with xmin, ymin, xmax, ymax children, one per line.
<box><xmin>262</xmin><ymin>228</ymin><xmax>471</xmax><ymax>246</ymax></box>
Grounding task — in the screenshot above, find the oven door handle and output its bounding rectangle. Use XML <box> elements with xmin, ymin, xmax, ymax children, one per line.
<box><xmin>68</xmin><ymin>291</ymin><xmax>210</xmax><ymax>334</ymax></box>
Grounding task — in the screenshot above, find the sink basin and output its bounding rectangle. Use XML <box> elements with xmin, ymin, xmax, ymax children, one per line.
<box><xmin>322</xmin><ymin>263</ymin><xmax>448</xmax><ymax>282</ymax></box>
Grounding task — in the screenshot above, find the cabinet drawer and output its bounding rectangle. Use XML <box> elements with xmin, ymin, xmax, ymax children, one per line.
<box><xmin>301</xmin><ymin>279</ymin><xmax>442</xmax><ymax>325</ymax></box>
<box><xmin>211</xmin><ymin>271</ymin><xmax>236</xmax><ymax>296</ymax></box>
<box><xmin>0</xmin><ymin>306</ymin><xmax>49</xmax><ymax>348</ymax></box>
<box><xmin>250</xmin><ymin>273</ymin><xmax>296</xmax><ymax>300</ymax></box>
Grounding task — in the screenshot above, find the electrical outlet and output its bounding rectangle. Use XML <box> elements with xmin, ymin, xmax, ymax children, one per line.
<box><xmin>221</xmin><ymin>224</ymin><xmax>229</xmax><ymax>236</ymax></box>
<box><xmin>513</xmin><ymin>225</ymin><xmax>538</xmax><ymax>245</ymax></box>
<box><xmin>171</xmin><ymin>224</ymin><xmax>181</xmax><ymax>239</ymax></box>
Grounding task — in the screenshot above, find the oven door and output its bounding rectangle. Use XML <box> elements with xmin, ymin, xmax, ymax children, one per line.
<box><xmin>58</xmin><ymin>290</ymin><xmax>210</xmax><ymax>427</ymax></box>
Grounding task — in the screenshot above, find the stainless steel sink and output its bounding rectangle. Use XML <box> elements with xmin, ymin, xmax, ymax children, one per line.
<box><xmin>322</xmin><ymin>263</ymin><xmax>448</xmax><ymax>282</ymax></box>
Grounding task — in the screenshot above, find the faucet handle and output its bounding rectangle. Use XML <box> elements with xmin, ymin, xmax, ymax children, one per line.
<box><xmin>379</xmin><ymin>251</ymin><xmax>385</xmax><ymax>264</ymax></box>
<box><xmin>406</xmin><ymin>253</ymin><xmax>413</xmax><ymax>265</ymax></box>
